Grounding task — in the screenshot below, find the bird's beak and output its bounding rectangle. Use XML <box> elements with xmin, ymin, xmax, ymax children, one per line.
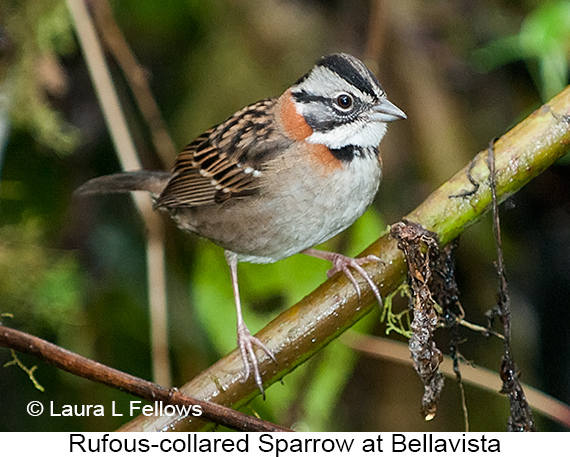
<box><xmin>370</xmin><ymin>98</ymin><xmax>407</xmax><ymax>122</ymax></box>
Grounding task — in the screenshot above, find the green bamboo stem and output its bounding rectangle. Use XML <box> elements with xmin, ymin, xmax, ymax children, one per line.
<box><xmin>119</xmin><ymin>86</ymin><xmax>570</xmax><ymax>432</ymax></box>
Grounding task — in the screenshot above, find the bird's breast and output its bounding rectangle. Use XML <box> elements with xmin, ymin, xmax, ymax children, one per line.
<box><xmin>169</xmin><ymin>150</ymin><xmax>382</xmax><ymax>264</ymax></box>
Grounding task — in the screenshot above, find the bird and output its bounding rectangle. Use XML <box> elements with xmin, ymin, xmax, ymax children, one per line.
<box><xmin>76</xmin><ymin>53</ymin><xmax>406</xmax><ymax>397</ymax></box>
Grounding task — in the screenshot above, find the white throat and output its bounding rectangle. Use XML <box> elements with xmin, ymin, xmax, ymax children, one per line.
<box><xmin>306</xmin><ymin>118</ymin><xmax>387</xmax><ymax>149</ymax></box>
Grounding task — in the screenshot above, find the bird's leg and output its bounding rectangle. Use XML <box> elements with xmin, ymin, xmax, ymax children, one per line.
<box><xmin>225</xmin><ymin>251</ymin><xmax>276</xmax><ymax>398</ymax></box>
<box><xmin>302</xmin><ymin>248</ymin><xmax>383</xmax><ymax>306</ymax></box>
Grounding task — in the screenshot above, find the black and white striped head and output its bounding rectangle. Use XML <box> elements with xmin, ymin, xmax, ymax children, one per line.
<box><xmin>290</xmin><ymin>53</ymin><xmax>406</xmax><ymax>151</ymax></box>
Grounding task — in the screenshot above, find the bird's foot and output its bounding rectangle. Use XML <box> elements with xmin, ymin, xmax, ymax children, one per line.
<box><xmin>237</xmin><ymin>322</ymin><xmax>276</xmax><ymax>399</ymax></box>
<box><xmin>325</xmin><ymin>252</ymin><xmax>383</xmax><ymax>306</ymax></box>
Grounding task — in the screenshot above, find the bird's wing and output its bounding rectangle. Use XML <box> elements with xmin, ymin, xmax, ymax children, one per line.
<box><xmin>156</xmin><ymin>99</ymin><xmax>282</xmax><ymax>208</ymax></box>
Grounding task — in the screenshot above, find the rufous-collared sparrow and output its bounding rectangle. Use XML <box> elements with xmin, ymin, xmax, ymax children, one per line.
<box><xmin>77</xmin><ymin>53</ymin><xmax>406</xmax><ymax>396</ymax></box>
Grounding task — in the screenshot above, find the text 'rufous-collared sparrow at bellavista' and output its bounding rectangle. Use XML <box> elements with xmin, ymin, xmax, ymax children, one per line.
<box><xmin>76</xmin><ymin>53</ymin><xmax>406</xmax><ymax>397</ymax></box>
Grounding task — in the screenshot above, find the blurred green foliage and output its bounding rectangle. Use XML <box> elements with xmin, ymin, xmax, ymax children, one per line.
<box><xmin>3</xmin><ymin>0</ymin><xmax>79</xmax><ymax>153</ymax></box>
<box><xmin>0</xmin><ymin>219</ymin><xmax>83</xmax><ymax>332</ymax></box>
<box><xmin>474</xmin><ymin>0</ymin><xmax>570</xmax><ymax>101</ymax></box>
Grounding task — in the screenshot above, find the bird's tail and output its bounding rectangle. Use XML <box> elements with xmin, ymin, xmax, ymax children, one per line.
<box><xmin>75</xmin><ymin>170</ymin><xmax>172</xmax><ymax>196</ymax></box>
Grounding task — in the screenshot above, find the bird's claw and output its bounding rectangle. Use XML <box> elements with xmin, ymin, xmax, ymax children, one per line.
<box><xmin>237</xmin><ymin>322</ymin><xmax>276</xmax><ymax>399</ymax></box>
<box><xmin>326</xmin><ymin>253</ymin><xmax>383</xmax><ymax>306</ymax></box>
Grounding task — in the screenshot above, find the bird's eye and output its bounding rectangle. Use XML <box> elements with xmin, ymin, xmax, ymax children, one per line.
<box><xmin>335</xmin><ymin>93</ymin><xmax>353</xmax><ymax>110</ymax></box>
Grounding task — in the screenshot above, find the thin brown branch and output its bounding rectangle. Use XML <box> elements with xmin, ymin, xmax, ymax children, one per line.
<box><xmin>342</xmin><ymin>332</ymin><xmax>570</xmax><ymax>430</ymax></box>
<box><xmin>385</xmin><ymin>0</ymin><xmax>474</xmax><ymax>184</ymax></box>
<box><xmin>145</xmin><ymin>214</ymin><xmax>171</xmax><ymax>388</ymax></box>
<box><xmin>0</xmin><ymin>325</ymin><xmax>291</xmax><ymax>432</ymax></box>
<box><xmin>66</xmin><ymin>0</ymin><xmax>172</xmax><ymax>388</ymax></box>
<box><xmin>364</xmin><ymin>0</ymin><xmax>387</xmax><ymax>64</ymax></box>
<box><xmin>487</xmin><ymin>141</ymin><xmax>536</xmax><ymax>431</ymax></box>
<box><xmin>91</xmin><ymin>0</ymin><xmax>178</xmax><ymax>168</ymax></box>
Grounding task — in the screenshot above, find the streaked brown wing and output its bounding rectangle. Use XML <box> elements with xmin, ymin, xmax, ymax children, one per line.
<box><xmin>156</xmin><ymin>99</ymin><xmax>278</xmax><ymax>208</ymax></box>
